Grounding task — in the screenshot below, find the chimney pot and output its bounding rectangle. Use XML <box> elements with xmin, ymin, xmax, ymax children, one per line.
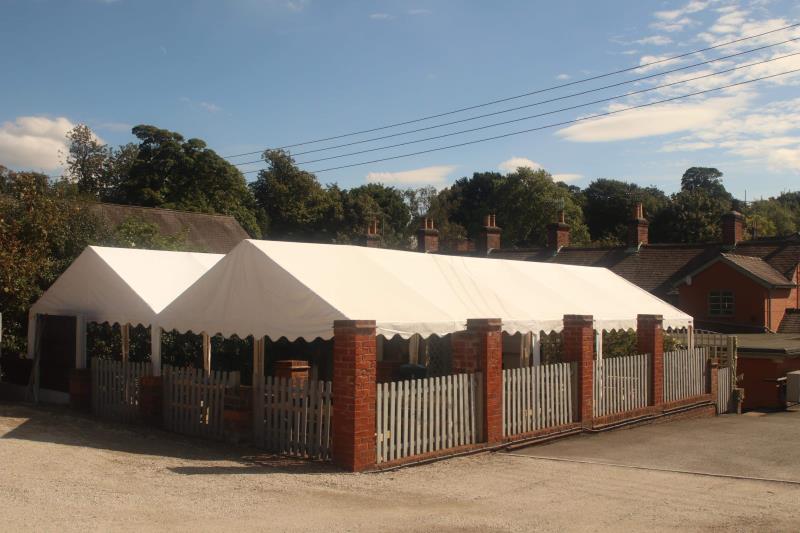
<box><xmin>722</xmin><ymin>211</ymin><xmax>744</xmax><ymax>246</ymax></box>
<box><xmin>364</xmin><ymin>219</ymin><xmax>381</xmax><ymax>247</ymax></box>
<box><xmin>547</xmin><ymin>211</ymin><xmax>570</xmax><ymax>251</ymax></box>
<box><xmin>627</xmin><ymin>202</ymin><xmax>649</xmax><ymax>248</ymax></box>
<box><xmin>417</xmin><ymin>217</ymin><xmax>439</xmax><ymax>253</ymax></box>
<box><xmin>478</xmin><ymin>213</ymin><xmax>501</xmax><ymax>254</ymax></box>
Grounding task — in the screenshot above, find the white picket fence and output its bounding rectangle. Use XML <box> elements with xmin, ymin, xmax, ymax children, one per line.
<box><xmin>717</xmin><ymin>366</ymin><xmax>733</xmax><ymax>414</ymax></box>
<box><xmin>91</xmin><ymin>358</ymin><xmax>151</xmax><ymax>423</ymax></box>
<box><xmin>162</xmin><ymin>366</ymin><xmax>239</xmax><ymax>440</ymax></box>
<box><xmin>255</xmin><ymin>377</ymin><xmax>333</xmax><ymax>460</ymax></box>
<box><xmin>502</xmin><ymin>362</ymin><xmax>575</xmax><ymax>437</ymax></box>
<box><xmin>376</xmin><ymin>373</ymin><xmax>481</xmax><ymax>464</ymax></box>
<box><xmin>663</xmin><ymin>348</ymin><xmax>708</xmax><ymax>402</ymax></box>
<box><xmin>593</xmin><ymin>353</ymin><xmax>649</xmax><ymax>417</ymax></box>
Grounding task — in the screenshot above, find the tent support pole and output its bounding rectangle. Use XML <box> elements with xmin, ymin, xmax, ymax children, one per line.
<box><xmin>532</xmin><ymin>333</ymin><xmax>541</xmax><ymax>366</ymax></box>
<box><xmin>75</xmin><ymin>315</ymin><xmax>87</xmax><ymax>369</ymax></box>
<box><xmin>252</xmin><ymin>336</ymin><xmax>265</xmax><ymax>446</ymax></box>
<box><xmin>150</xmin><ymin>326</ymin><xmax>162</xmax><ymax>376</ymax></box>
<box><xmin>121</xmin><ymin>323</ymin><xmax>130</xmax><ymax>362</ymax></box>
<box><xmin>202</xmin><ymin>332</ymin><xmax>211</xmax><ymax>376</ymax></box>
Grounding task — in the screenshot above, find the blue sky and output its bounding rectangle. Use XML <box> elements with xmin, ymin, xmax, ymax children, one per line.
<box><xmin>2</xmin><ymin>0</ymin><xmax>800</xmax><ymax>198</ymax></box>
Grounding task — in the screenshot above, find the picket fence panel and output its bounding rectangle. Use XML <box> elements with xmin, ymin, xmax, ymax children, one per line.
<box><xmin>256</xmin><ymin>377</ymin><xmax>333</xmax><ymax>460</ymax></box>
<box><xmin>717</xmin><ymin>366</ymin><xmax>733</xmax><ymax>414</ymax></box>
<box><xmin>593</xmin><ymin>353</ymin><xmax>649</xmax><ymax>417</ymax></box>
<box><xmin>162</xmin><ymin>366</ymin><xmax>238</xmax><ymax>440</ymax></box>
<box><xmin>663</xmin><ymin>348</ymin><xmax>707</xmax><ymax>403</ymax></box>
<box><xmin>502</xmin><ymin>362</ymin><xmax>575</xmax><ymax>437</ymax></box>
<box><xmin>91</xmin><ymin>358</ymin><xmax>151</xmax><ymax>423</ymax></box>
<box><xmin>376</xmin><ymin>373</ymin><xmax>481</xmax><ymax>464</ymax></box>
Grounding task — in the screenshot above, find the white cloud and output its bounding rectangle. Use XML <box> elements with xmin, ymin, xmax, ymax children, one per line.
<box><xmin>0</xmin><ymin>116</ymin><xmax>78</xmax><ymax>171</ymax></box>
<box><xmin>200</xmin><ymin>101</ymin><xmax>221</xmax><ymax>113</ymax></box>
<box><xmin>634</xmin><ymin>35</ymin><xmax>673</xmax><ymax>46</ymax></box>
<box><xmin>556</xmin><ymin>73</ymin><xmax>570</xmax><ymax>80</ymax></box>
<box><xmin>408</xmin><ymin>8</ymin><xmax>431</xmax><ymax>15</ymax></box>
<box><xmin>286</xmin><ymin>0</ymin><xmax>309</xmax><ymax>12</ymax></box>
<box><xmin>556</xmin><ymin>95</ymin><xmax>746</xmax><ymax>143</ymax></box>
<box><xmin>369</xmin><ymin>13</ymin><xmax>392</xmax><ymax>20</ymax></box>
<box><xmin>366</xmin><ymin>165</ymin><xmax>456</xmax><ymax>185</ymax></box>
<box><xmin>498</xmin><ymin>157</ymin><xmax>542</xmax><ymax>173</ymax></box>
<box><xmin>553</xmin><ymin>173</ymin><xmax>583</xmax><ymax>182</ymax></box>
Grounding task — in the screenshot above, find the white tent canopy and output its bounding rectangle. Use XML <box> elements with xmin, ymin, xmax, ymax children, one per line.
<box><xmin>157</xmin><ymin>239</ymin><xmax>693</xmax><ymax>341</ymax></box>
<box><xmin>27</xmin><ymin>246</ymin><xmax>223</xmax><ymax>361</ymax></box>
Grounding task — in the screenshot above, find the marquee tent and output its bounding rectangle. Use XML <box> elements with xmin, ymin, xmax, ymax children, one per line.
<box><xmin>27</xmin><ymin>246</ymin><xmax>222</xmax><ymax>358</ymax></box>
<box><xmin>156</xmin><ymin>239</ymin><xmax>693</xmax><ymax>341</ymax></box>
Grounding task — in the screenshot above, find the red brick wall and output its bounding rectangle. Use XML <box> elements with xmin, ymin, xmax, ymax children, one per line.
<box><xmin>769</xmin><ymin>287</ymin><xmax>794</xmax><ymax>332</ymax></box>
<box><xmin>332</xmin><ymin>320</ymin><xmax>377</xmax><ymax>472</ymax></box>
<box><xmin>679</xmin><ymin>261</ymin><xmax>768</xmax><ymax>329</ymax></box>
<box><xmin>637</xmin><ymin>314</ymin><xmax>664</xmax><ymax>406</ymax></box>
<box><xmin>562</xmin><ymin>315</ymin><xmax>594</xmax><ymax>425</ymax></box>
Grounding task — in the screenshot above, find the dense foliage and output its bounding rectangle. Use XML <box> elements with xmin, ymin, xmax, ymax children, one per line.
<box><xmin>2</xmin><ymin>123</ymin><xmax>799</xmax><ymax>360</ymax></box>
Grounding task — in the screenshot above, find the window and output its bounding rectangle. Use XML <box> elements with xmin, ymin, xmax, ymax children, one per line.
<box><xmin>709</xmin><ymin>290</ymin><xmax>734</xmax><ymax>316</ymax></box>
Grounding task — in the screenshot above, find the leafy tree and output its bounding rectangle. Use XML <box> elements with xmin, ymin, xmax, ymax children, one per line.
<box><xmin>0</xmin><ymin>170</ymin><xmax>101</xmax><ymax>357</ymax></box>
<box><xmin>444</xmin><ymin>167</ymin><xmax>589</xmax><ymax>247</ymax></box>
<box><xmin>680</xmin><ymin>167</ymin><xmax>733</xmax><ymax>203</ymax></box>
<box><xmin>111</xmin><ymin>125</ymin><xmax>262</xmax><ymax>237</ymax></box>
<box><xmin>582</xmin><ymin>179</ymin><xmax>669</xmax><ymax>244</ymax></box>
<box><xmin>250</xmin><ymin>149</ymin><xmax>341</xmax><ymax>241</ymax></box>
<box><xmin>745</xmin><ymin>198</ymin><xmax>797</xmax><ymax>237</ymax></box>
<box><xmin>336</xmin><ymin>184</ymin><xmax>413</xmax><ymax>247</ymax></box>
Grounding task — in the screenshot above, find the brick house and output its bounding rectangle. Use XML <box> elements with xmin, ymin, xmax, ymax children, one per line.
<box><xmin>421</xmin><ymin>209</ymin><xmax>799</xmax><ymax>334</ymax></box>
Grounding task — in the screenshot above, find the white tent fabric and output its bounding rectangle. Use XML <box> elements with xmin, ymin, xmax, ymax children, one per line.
<box><xmin>157</xmin><ymin>239</ymin><xmax>693</xmax><ymax>341</ymax></box>
<box><xmin>30</xmin><ymin>246</ymin><xmax>223</xmax><ymax>327</ymax></box>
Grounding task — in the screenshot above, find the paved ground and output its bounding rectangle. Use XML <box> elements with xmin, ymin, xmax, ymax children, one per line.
<box><xmin>1</xmin><ymin>402</ymin><xmax>800</xmax><ymax>532</ymax></box>
<box><xmin>511</xmin><ymin>408</ymin><xmax>800</xmax><ymax>483</ymax></box>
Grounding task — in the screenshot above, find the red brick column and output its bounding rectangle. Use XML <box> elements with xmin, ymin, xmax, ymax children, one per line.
<box><xmin>332</xmin><ymin>320</ymin><xmax>377</xmax><ymax>472</ymax></box>
<box><xmin>637</xmin><ymin>314</ymin><xmax>664</xmax><ymax>407</ymax></box>
<box><xmin>562</xmin><ymin>315</ymin><xmax>594</xmax><ymax>426</ymax></box>
<box><xmin>472</xmin><ymin>319</ymin><xmax>503</xmax><ymax>444</ymax></box>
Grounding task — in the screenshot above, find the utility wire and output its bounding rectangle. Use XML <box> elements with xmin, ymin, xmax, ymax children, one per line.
<box><xmin>287</xmin><ymin>52</ymin><xmax>800</xmax><ymax>165</ymax></box>
<box><xmin>227</xmin><ymin>21</ymin><xmax>800</xmax><ymax>158</ymax></box>
<box><xmin>238</xmin><ymin>67</ymin><xmax>800</xmax><ymax>175</ymax></box>
<box><xmin>232</xmin><ymin>35</ymin><xmax>800</xmax><ymax>166</ymax></box>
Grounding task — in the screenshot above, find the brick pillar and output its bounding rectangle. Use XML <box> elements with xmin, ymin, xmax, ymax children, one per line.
<box><xmin>451</xmin><ymin>319</ymin><xmax>503</xmax><ymax>444</ymax></box>
<box><xmin>637</xmin><ymin>314</ymin><xmax>664</xmax><ymax>406</ymax></box>
<box><xmin>332</xmin><ymin>320</ymin><xmax>377</xmax><ymax>472</ymax></box>
<box><xmin>562</xmin><ymin>315</ymin><xmax>594</xmax><ymax>426</ymax></box>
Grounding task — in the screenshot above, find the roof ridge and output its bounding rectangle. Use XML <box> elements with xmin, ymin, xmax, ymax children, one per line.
<box><xmin>93</xmin><ymin>201</ymin><xmax>239</xmax><ymax>221</ymax></box>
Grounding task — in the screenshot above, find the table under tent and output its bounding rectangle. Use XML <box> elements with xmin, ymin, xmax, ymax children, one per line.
<box><xmin>28</xmin><ymin>239</ymin><xmax>696</xmax><ymax>467</ymax></box>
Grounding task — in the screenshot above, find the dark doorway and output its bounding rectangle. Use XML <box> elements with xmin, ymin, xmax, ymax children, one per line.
<box><xmin>39</xmin><ymin>315</ymin><xmax>76</xmax><ymax>392</ymax></box>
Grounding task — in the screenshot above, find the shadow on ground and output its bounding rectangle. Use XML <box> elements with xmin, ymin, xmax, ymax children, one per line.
<box><xmin>0</xmin><ymin>401</ymin><xmax>337</xmax><ymax>475</ymax></box>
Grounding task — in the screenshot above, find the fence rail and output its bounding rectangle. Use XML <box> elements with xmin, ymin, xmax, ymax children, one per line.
<box><xmin>664</xmin><ymin>348</ymin><xmax>707</xmax><ymax>402</ymax></box>
<box><xmin>502</xmin><ymin>362</ymin><xmax>575</xmax><ymax>437</ymax></box>
<box><xmin>162</xmin><ymin>366</ymin><xmax>238</xmax><ymax>440</ymax></box>
<box><xmin>376</xmin><ymin>373</ymin><xmax>481</xmax><ymax>464</ymax></box>
<box><xmin>593</xmin><ymin>353</ymin><xmax>649</xmax><ymax>418</ymax></box>
<box><xmin>91</xmin><ymin>358</ymin><xmax>151</xmax><ymax>423</ymax></box>
<box><xmin>255</xmin><ymin>377</ymin><xmax>333</xmax><ymax>459</ymax></box>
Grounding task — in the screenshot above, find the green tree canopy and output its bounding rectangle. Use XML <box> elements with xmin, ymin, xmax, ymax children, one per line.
<box><xmin>581</xmin><ymin>179</ymin><xmax>670</xmax><ymax>244</ymax></box>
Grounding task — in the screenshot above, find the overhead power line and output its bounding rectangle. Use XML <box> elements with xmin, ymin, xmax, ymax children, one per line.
<box><xmin>287</xmin><ymin>52</ymin><xmax>800</xmax><ymax>165</ymax></box>
<box><xmin>227</xmin><ymin>21</ymin><xmax>800</xmax><ymax>158</ymax></box>
<box><xmin>239</xmin><ymin>67</ymin><xmax>800</xmax><ymax>175</ymax></box>
<box><xmin>232</xmin><ymin>42</ymin><xmax>800</xmax><ymax>167</ymax></box>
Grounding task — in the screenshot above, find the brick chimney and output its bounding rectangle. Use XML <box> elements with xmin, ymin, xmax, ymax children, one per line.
<box><xmin>547</xmin><ymin>210</ymin><xmax>570</xmax><ymax>251</ymax></box>
<box><xmin>364</xmin><ymin>219</ymin><xmax>380</xmax><ymax>248</ymax></box>
<box><xmin>721</xmin><ymin>211</ymin><xmax>744</xmax><ymax>247</ymax></box>
<box><xmin>477</xmin><ymin>214</ymin><xmax>501</xmax><ymax>254</ymax></box>
<box><xmin>627</xmin><ymin>202</ymin><xmax>649</xmax><ymax>248</ymax></box>
<box><xmin>416</xmin><ymin>217</ymin><xmax>439</xmax><ymax>253</ymax></box>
